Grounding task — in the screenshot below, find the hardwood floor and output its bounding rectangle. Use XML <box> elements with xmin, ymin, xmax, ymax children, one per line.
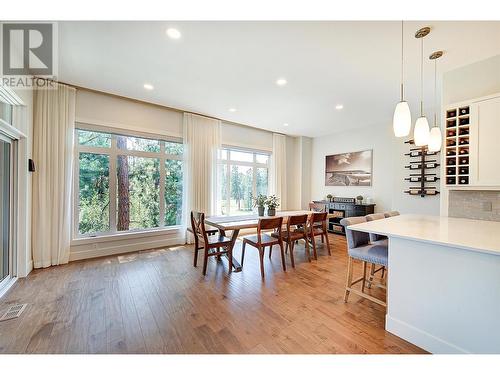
<box><xmin>0</xmin><ymin>234</ymin><xmax>426</xmax><ymax>354</ymax></box>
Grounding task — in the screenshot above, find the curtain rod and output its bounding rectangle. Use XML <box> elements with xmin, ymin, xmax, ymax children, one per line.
<box><xmin>40</xmin><ymin>77</ymin><xmax>288</xmax><ymax>137</ymax></box>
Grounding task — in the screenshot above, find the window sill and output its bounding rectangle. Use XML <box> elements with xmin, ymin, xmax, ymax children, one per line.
<box><xmin>71</xmin><ymin>226</ymin><xmax>184</xmax><ymax>246</ymax></box>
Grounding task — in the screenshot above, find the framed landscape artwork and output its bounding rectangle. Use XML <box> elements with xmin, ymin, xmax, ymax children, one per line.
<box><xmin>325</xmin><ymin>150</ymin><xmax>373</xmax><ymax>186</ymax></box>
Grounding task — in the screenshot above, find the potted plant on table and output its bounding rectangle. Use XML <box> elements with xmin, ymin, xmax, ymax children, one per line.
<box><xmin>356</xmin><ymin>195</ymin><xmax>364</xmax><ymax>205</ymax></box>
<box><xmin>252</xmin><ymin>194</ymin><xmax>267</xmax><ymax>216</ymax></box>
<box><xmin>326</xmin><ymin>194</ymin><xmax>333</xmax><ymax>202</ymax></box>
<box><xmin>266</xmin><ymin>195</ymin><xmax>280</xmax><ymax>216</ymax></box>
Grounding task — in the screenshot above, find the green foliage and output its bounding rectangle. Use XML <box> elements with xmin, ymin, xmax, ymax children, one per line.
<box><xmin>126</xmin><ymin>156</ymin><xmax>160</xmax><ymax>230</ymax></box>
<box><xmin>165</xmin><ymin>159</ymin><xmax>182</xmax><ymax>226</ymax></box>
<box><xmin>266</xmin><ymin>195</ymin><xmax>280</xmax><ymax>209</ymax></box>
<box><xmin>78</xmin><ymin>153</ymin><xmax>110</xmax><ymax>234</ymax></box>
<box><xmin>252</xmin><ymin>193</ymin><xmax>267</xmax><ymax>207</ymax></box>
<box><xmin>230</xmin><ymin>166</ymin><xmax>253</xmax><ymax>212</ymax></box>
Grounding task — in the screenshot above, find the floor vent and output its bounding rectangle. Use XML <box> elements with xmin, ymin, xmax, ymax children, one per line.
<box><xmin>0</xmin><ymin>303</ymin><xmax>28</xmax><ymax>322</ymax></box>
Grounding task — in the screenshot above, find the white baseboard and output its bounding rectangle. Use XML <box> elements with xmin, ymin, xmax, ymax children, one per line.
<box><xmin>386</xmin><ymin>315</ymin><xmax>469</xmax><ymax>354</ymax></box>
<box><xmin>69</xmin><ymin>236</ymin><xmax>186</xmax><ymax>261</ymax></box>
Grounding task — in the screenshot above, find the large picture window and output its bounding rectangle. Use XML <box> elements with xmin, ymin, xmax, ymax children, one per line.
<box><xmin>75</xmin><ymin>126</ymin><xmax>183</xmax><ymax>237</ymax></box>
<box><xmin>217</xmin><ymin>147</ymin><xmax>270</xmax><ymax>215</ymax></box>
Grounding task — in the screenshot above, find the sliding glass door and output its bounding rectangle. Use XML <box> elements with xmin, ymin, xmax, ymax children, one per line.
<box><xmin>0</xmin><ymin>135</ymin><xmax>11</xmax><ymax>286</ymax></box>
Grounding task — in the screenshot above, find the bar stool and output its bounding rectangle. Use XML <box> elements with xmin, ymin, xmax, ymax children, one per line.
<box><xmin>340</xmin><ymin>216</ymin><xmax>387</xmax><ymax>307</ymax></box>
<box><xmin>383</xmin><ymin>211</ymin><xmax>400</xmax><ymax>218</ymax></box>
<box><xmin>365</xmin><ymin>213</ymin><xmax>387</xmax><ymax>283</ymax></box>
<box><xmin>365</xmin><ymin>213</ymin><xmax>387</xmax><ymax>242</ymax></box>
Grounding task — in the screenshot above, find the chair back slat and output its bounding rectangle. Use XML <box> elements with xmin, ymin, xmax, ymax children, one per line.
<box><xmin>190</xmin><ymin>211</ymin><xmax>209</xmax><ymax>243</ymax></box>
<box><xmin>310</xmin><ymin>212</ymin><xmax>327</xmax><ymax>224</ymax></box>
<box><xmin>257</xmin><ymin>217</ymin><xmax>283</xmax><ymax>244</ymax></box>
<box><xmin>287</xmin><ymin>214</ymin><xmax>308</xmax><ymax>233</ymax></box>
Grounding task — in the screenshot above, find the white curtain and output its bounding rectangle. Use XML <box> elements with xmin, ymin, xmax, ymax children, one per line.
<box><xmin>183</xmin><ymin>113</ymin><xmax>221</xmax><ymax>226</ymax></box>
<box><xmin>32</xmin><ymin>83</ymin><xmax>76</xmax><ymax>268</ymax></box>
<box><xmin>270</xmin><ymin>133</ymin><xmax>287</xmax><ymax>210</ymax></box>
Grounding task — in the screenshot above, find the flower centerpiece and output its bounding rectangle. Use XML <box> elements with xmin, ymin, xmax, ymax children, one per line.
<box><xmin>266</xmin><ymin>195</ymin><xmax>280</xmax><ymax>216</ymax></box>
<box><xmin>252</xmin><ymin>194</ymin><xmax>267</xmax><ymax>216</ymax></box>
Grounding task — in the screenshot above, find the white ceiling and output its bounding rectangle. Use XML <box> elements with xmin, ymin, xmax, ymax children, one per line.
<box><xmin>58</xmin><ymin>21</ymin><xmax>500</xmax><ymax>137</ymax></box>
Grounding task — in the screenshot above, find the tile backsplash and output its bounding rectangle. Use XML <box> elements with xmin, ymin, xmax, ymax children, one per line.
<box><xmin>449</xmin><ymin>190</ymin><xmax>500</xmax><ymax>221</ymax></box>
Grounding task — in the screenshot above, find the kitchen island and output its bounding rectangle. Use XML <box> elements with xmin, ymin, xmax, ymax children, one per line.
<box><xmin>348</xmin><ymin>214</ymin><xmax>500</xmax><ymax>354</ymax></box>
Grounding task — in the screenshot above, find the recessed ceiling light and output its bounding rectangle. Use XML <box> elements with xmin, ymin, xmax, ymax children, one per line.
<box><xmin>166</xmin><ymin>28</ymin><xmax>181</xmax><ymax>39</ymax></box>
<box><xmin>143</xmin><ymin>83</ymin><xmax>154</xmax><ymax>90</ymax></box>
<box><xmin>229</xmin><ymin>108</ymin><xmax>237</xmax><ymax>112</ymax></box>
<box><xmin>335</xmin><ymin>104</ymin><xmax>344</xmax><ymax>110</ymax></box>
<box><xmin>283</xmin><ymin>123</ymin><xmax>289</xmax><ymax>127</ymax></box>
<box><xmin>276</xmin><ymin>78</ymin><xmax>287</xmax><ymax>86</ymax></box>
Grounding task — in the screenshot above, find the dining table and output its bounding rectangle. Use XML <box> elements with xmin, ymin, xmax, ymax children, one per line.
<box><xmin>204</xmin><ymin>210</ymin><xmax>334</xmax><ymax>272</ymax></box>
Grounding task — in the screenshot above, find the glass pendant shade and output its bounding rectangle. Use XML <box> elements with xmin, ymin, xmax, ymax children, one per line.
<box><xmin>414</xmin><ymin>116</ymin><xmax>430</xmax><ymax>146</ymax></box>
<box><xmin>393</xmin><ymin>101</ymin><xmax>412</xmax><ymax>137</ymax></box>
<box><xmin>428</xmin><ymin>126</ymin><xmax>442</xmax><ymax>151</ymax></box>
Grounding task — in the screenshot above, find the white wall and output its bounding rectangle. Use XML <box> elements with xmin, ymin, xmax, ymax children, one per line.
<box><xmin>310</xmin><ymin>123</ymin><xmax>440</xmax><ymax>215</ymax></box>
<box><xmin>443</xmin><ymin>54</ymin><xmax>500</xmax><ymax>105</ymax></box>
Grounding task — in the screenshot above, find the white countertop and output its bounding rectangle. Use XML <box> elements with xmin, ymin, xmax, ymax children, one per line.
<box><xmin>348</xmin><ymin>214</ymin><xmax>500</xmax><ymax>256</ymax></box>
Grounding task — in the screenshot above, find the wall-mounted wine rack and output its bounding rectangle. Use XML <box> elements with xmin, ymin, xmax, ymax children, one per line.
<box><xmin>404</xmin><ymin>140</ymin><xmax>440</xmax><ymax>197</ymax></box>
<box><xmin>445</xmin><ymin>105</ymin><xmax>470</xmax><ymax>185</ymax></box>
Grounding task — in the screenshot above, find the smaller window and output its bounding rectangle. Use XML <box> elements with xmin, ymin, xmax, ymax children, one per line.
<box><xmin>255</xmin><ymin>153</ymin><xmax>269</xmax><ymax>164</ymax></box>
<box><xmin>77</xmin><ymin>129</ymin><xmax>111</xmax><ymax>148</ymax></box>
<box><xmin>165</xmin><ymin>141</ymin><xmax>183</xmax><ymax>155</ymax></box>
<box><xmin>230</xmin><ymin>150</ymin><xmax>253</xmax><ymax>163</ymax></box>
<box><xmin>218</xmin><ymin>149</ymin><xmax>228</xmax><ymax>160</ymax></box>
<box><xmin>119</xmin><ymin>135</ymin><xmax>160</xmax><ymax>152</ymax></box>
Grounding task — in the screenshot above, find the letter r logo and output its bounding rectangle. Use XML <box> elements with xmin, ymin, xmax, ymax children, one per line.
<box><xmin>2</xmin><ymin>23</ymin><xmax>53</xmax><ymax>75</ymax></box>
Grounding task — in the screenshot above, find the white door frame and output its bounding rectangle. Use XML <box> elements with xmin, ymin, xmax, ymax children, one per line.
<box><xmin>0</xmin><ymin>113</ymin><xmax>26</xmax><ymax>298</ymax></box>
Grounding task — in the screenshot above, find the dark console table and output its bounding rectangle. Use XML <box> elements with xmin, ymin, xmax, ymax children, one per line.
<box><xmin>314</xmin><ymin>200</ymin><xmax>375</xmax><ymax>235</ymax></box>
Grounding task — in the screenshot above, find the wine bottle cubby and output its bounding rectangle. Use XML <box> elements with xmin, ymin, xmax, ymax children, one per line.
<box><xmin>445</xmin><ymin>105</ymin><xmax>470</xmax><ymax>186</ymax></box>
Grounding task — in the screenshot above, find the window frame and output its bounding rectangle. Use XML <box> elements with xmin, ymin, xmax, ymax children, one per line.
<box><xmin>217</xmin><ymin>145</ymin><xmax>270</xmax><ymax>216</ymax></box>
<box><xmin>73</xmin><ymin>123</ymin><xmax>183</xmax><ymax>239</ymax></box>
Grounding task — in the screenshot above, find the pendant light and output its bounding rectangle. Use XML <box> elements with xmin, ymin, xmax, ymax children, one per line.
<box><xmin>393</xmin><ymin>21</ymin><xmax>412</xmax><ymax>137</ymax></box>
<box><xmin>428</xmin><ymin>51</ymin><xmax>444</xmax><ymax>152</ymax></box>
<box><xmin>413</xmin><ymin>27</ymin><xmax>431</xmax><ymax>147</ymax></box>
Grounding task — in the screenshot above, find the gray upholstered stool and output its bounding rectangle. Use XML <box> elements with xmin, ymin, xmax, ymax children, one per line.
<box><xmin>340</xmin><ymin>216</ymin><xmax>388</xmax><ymax>307</ymax></box>
<box><xmin>383</xmin><ymin>210</ymin><xmax>400</xmax><ymax>218</ymax></box>
<box><xmin>364</xmin><ymin>213</ymin><xmax>388</xmax><ymax>283</ymax></box>
<box><xmin>365</xmin><ymin>213</ymin><xmax>387</xmax><ymax>242</ymax></box>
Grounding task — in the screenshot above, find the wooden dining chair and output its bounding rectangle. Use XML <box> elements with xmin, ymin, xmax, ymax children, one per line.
<box><xmin>271</xmin><ymin>214</ymin><xmax>310</xmax><ymax>267</ymax></box>
<box><xmin>190</xmin><ymin>211</ymin><xmax>232</xmax><ymax>276</ymax></box>
<box><xmin>307</xmin><ymin>212</ymin><xmax>331</xmax><ymax>259</ymax></box>
<box><xmin>241</xmin><ymin>217</ymin><xmax>286</xmax><ymax>279</ymax></box>
<box><xmin>188</xmin><ymin>219</ymin><xmax>219</xmax><ymax>267</ymax></box>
